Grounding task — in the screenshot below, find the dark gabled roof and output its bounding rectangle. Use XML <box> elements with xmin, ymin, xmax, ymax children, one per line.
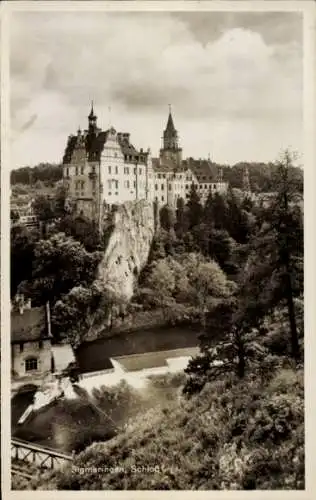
<box><xmin>63</xmin><ymin>127</ymin><xmax>147</xmax><ymax>165</ymax></box>
<box><xmin>11</xmin><ymin>307</ymin><xmax>50</xmax><ymax>343</ymax></box>
<box><xmin>183</xmin><ymin>159</ymin><xmax>217</xmax><ymax>183</ymax></box>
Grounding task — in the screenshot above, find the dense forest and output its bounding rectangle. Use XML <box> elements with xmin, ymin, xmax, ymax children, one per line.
<box><xmin>11</xmin><ymin>151</ymin><xmax>304</xmax><ymax>490</ymax></box>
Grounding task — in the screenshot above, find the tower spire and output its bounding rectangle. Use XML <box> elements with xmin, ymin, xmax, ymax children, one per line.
<box><xmin>88</xmin><ymin>100</ymin><xmax>97</xmax><ymax>132</ymax></box>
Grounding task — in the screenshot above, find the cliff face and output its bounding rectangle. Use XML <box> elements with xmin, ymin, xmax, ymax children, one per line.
<box><xmin>98</xmin><ymin>200</ymin><xmax>156</xmax><ymax>300</ymax></box>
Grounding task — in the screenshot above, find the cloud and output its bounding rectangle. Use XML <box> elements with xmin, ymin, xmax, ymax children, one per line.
<box><xmin>10</xmin><ymin>11</ymin><xmax>303</xmax><ymax>167</ymax></box>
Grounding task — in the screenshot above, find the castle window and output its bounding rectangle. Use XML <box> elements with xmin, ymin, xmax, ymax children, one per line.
<box><xmin>127</xmin><ymin>180</ymin><xmax>130</xmax><ymax>189</ymax></box>
<box><xmin>115</xmin><ymin>166</ymin><xmax>118</xmax><ymax>175</ymax></box>
<box><xmin>39</xmin><ymin>340</ymin><xmax>43</xmax><ymax>349</ymax></box>
<box><xmin>205</xmin><ymin>184</ymin><xmax>207</xmax><ymax>189</ymax></box>
<box><xmin>25</xmin><ymin>357</ymin><xmax>38</xmax><ymax>372</ymax></box>
<box><xmin>115</xmin><ymin>180</ymin><xmax>119</xmax><ymax>189</ymax></box>
<box><xmin>163</xmin><ymin>174</ymin><xmax>166</xmax><ymax>179</ymax></box>
<box><xmin>134</xmin><ymin>181</ymin><xmax>136</xmax><ymax>188</ymax></box>
<box><xmin>81</xmin><ymin>166</ymin><xmax>84</xmax><ymax>175</ymax></box>
<box><xmin>134</xmin><ymin>168</ymin><xmax>136</xmax><ymax>175</ymax></box>
<box><xmin>75</xmin><ymin>167</ymin><xmax>78</xmax><ymax>176</ymax></box>
<box><xmin>161</xmin><ymin>196</ymin><xmax>164</xmax><ymax>202</ymax></box>
<box><xmin>81</xmin><ymin>181</ymin><xmax>85</xmax><ymax>190</ymax></box>
<box><xmin>108</xmin><ymin>166</ymin><xmax>112</xmax><ymax>174</ymax></box>
<box><xmin>155</xmin><ymin>184</ymin><xmax>158</xmax><ymax>191</ymax></box>
<box><xmin>66</xmin><ymin>168</ymin><xmax>69</xmax><ymax>178</ymax></box>
<box><xmin>168</xmin><ymin>184</ymin><xmax>172</xmax><ymax>191</ymax></box>
<box><xmin>158</xmin><ymin>174</ymin><xmax>161</xmax><ymax>179</ymax></box>
<box><xmin>19</xmin><ymin>343</ymin><xmax>24</xmax><ymax>353</ymax></box>
<box><xmin>161</xmin><ymin>184</ymin><xmax>164</xmax><ymax>190</ymax></box>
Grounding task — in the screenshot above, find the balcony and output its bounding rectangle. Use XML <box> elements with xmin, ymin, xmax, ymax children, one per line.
<box><xmin>89</xmin><ymin>171</ymin><xmax>97</xmax><ymax>179</ymax></box>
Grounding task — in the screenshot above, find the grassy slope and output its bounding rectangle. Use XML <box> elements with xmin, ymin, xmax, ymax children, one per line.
<box><xmin>25</xmin><ymin>367</ymin><xmax>304</xmax><ymax>491</ymax></box>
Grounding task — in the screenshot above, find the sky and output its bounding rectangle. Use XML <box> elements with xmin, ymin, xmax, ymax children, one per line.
<box><xmin>10</xmin><ymin>10</ymin><xmax>303</xmax><ymax>168</ymax></box>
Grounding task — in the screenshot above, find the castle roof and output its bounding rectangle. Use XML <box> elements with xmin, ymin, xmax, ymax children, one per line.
<box><xmin>183</xmin><ymin>158</ymin><xmax>218</xmax><ymax>183</ymax></box>
<box><xmin>63</xmin><ymin>127</ymin><xmax>146</xmax><ymax>165</ymax></box>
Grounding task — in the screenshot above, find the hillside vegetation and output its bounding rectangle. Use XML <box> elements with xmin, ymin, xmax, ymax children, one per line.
<box><xmin>21</xmin><ymin>363</ymin><xmax>303</xmax><ymax>490</ymax></box>
<box><xmin>11</xmin><ymin>151</ymin><xmax>304</xmax><ymax>490</ymax></box>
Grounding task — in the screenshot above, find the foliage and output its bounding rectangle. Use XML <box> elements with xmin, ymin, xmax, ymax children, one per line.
<box><xmin>159</xmin><ymin>205</ymin><xmax>176</xmax><ymax>232</ymax></box>
<box><xmin>32</xmin><ymin>194</ymin><xmax>55</xmax><ymax>222</ymax></box>
<box><xmin>11</xmin><ymin>163</ymin><xmax>63</xmax><ymax>186</ymax></box>
<box><xmin>139</xmin><ymin>253</ymin><xmax>234</xmax><ymax>320</ymax></box>
<box><xmin>29</xmin><ymin>368</ymin><xmax>304</xmax><ymax>490</ymax></box>
<box><xmin>52</xmin><ymin>281</ymin><xmax>122</xmax><ymax>346</ymax></box>
<box><xmin>18</xmin><ymin>232</ymin><xmax>102</xmax><ymax>306</ymax></box>
<box><xmin>51</xmin><ymin>214</ymin><xmax>104</xmax><ymax>252</ymax></box>
<box><xmin>11</xmin><ymin>225</ymin><xmax>40</xmax><ymax>298</ymax></box>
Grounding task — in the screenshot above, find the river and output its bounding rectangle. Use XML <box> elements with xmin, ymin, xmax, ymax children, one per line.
<box><xmin>12</xmin><ymin>325</ymin><xmax>201</xmax><ymax>454</ymax></box>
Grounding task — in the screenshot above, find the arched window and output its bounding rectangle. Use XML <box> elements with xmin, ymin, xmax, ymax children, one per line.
<box><xmin>25</xmin><ymin>357</ymin><xmax>38</xmax><ymax>372</ymax></box>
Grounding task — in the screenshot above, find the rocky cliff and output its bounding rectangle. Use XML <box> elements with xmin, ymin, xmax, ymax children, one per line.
<box><xmin>98</xmin><ymin>200</ymin><xmax>156</xmax><ymax>300</ymax></box>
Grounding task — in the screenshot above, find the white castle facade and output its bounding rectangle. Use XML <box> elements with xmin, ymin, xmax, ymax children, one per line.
<box><xmin>62</xmin><ymin>105</ymin><xmax>228</xmax><ymax>225</ymax></box>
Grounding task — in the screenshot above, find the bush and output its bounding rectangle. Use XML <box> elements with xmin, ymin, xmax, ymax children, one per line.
<box><xmin>31</xmin><ymin>367</ymin><xmax>304</xmax><ymax>490</ymax></box>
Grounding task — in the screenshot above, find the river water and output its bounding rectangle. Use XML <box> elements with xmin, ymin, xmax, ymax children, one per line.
<box><xmin>12</xmin><ymin>326</ymin><xmax>200</xmax><ymax>453</ymax></box>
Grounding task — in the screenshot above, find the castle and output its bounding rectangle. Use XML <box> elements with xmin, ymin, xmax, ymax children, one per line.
<box><xmin>62</xmin><ymin>104</ymin><xmax>228</xmax><ymax>224</ymax></box>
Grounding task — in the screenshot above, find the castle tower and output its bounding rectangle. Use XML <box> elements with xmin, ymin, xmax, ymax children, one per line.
<box><xmin>159</xmin><ymin>106</ymin><xmax>182</xmax><ymax>167</ymax></box>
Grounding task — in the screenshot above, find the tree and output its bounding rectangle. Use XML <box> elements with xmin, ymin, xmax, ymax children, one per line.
<box><xmin>18</xmin><ymin>232</ymin><xmax>102</xmax><ymax>306</ymax></box>
<box><xmin>159</xmin><ymin>205</ymin><xmax>176</xmax><ymax>232</ymax></box>
<box><xmin>11</xmin><ymin>226</ymin><xmax>40</xmax><ymax>298</ymax></box>
<box><xmin>207</xmin><ymin>229</ymin><xmax>234</xmax><ymax>271</ymax></box>
<box><xmin>226</xmin><ymin>186</ymin><xmax>252</xmax><ymax>244</ymax></box>
<box><xmin>187</xmin><ymin>184</ymin><xmax>203</xmax><ymax>229</ymax></box>
<box><xmin>254</xmin><ymin>150</ymin><xmax>303</xmax><ymax>360</ymax></box>
<box><xmin>53</xmin><ymin>184</ymin><xmax>68</xmax><ymax>219</ymax></box>
<box><xmin>175</xmin><ymin>197</ymin><xmax>188</xmax><ymax>237</ymax></box>
<box><xmin>142</xmin><ymin>259</ymin><xmax>176</xmax><ymax>309</ymax></box>
<box><xmin>52</xmin><ymin>281</ymin><xmax>114</xmax><ymax>346</ymax></box>
<box><xmin>54</xmin><ymin>214</ymin><xmax>103</xmax><ymax>252</ymax></box>
<box><xmin>32</xmin><ymin>194</ymin><xmax>54</xmax><ymax>222</ymax></box>
<box><xmin>210</xmin><ymin>192</ymin><xmax>228</xmax><ymax>230</ymax></box>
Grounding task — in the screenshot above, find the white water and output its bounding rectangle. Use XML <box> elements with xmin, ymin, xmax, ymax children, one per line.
<box><xmin>78</xmin><ymin>355</ymin><xmax>192</xmax><ymax>393</ymax></box>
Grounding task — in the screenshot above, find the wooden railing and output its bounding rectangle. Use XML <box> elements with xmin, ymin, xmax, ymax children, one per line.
<box><xmin>11</xmin><ymin>438</ymin><xmax>73</xmax><ymax>470</ymax></box>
